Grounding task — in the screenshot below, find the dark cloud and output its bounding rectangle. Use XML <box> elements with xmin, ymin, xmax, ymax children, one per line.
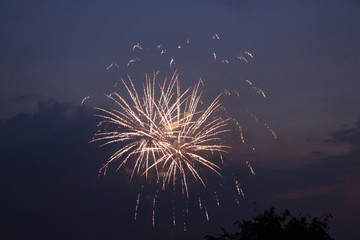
<box><xmin>262</xmin><ymin>119</ymin><xmax>360</xmax><ymax>194</ymax></box>
<box><xmin>326</xmin><ymin>119</ymin><xmax>360</xmax><ymax>147</ymax></box>
<box><xmin>0</xmin><ymin>95</ymin><xmax>40</xmax><ymax>119</ymax></box>
<box><xmin>256</xmin><ymin>119</ymin><xmax>360</xmax><ymax>240</ymax></box>
<box><xmin>0</xmin><ymin>100</ymin><xmax>256</xmax><ymax>240</ymax></box>
<box><xmin>0</xmin><ymin>101</ymin><xmax>158</xmax><ymax>239</ymax></box>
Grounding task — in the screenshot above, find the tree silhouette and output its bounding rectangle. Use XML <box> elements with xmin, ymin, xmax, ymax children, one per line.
<box><xmin>204</xmin><ymin>207</ymin><xmax>334</xmax><ymax>240</ymax></box>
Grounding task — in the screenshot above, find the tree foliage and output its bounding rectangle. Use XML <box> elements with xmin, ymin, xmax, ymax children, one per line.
<box><xmin>204</xmin><ymin>207</ymin><xmax>334</xmax><ymax>240</ymax></box>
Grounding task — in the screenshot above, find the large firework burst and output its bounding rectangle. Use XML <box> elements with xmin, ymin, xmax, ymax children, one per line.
<box><xmin>91</xmin><ymin>71</ymin><xmax>230</xmax><ymax>198</ymax></box>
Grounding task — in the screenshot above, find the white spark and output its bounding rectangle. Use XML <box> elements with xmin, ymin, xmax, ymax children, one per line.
<box><xmin>252</xmin><ymin>87</ymin><xmax>267</xmax><ymax>99</ymax></box>
<box><xmin>169</xmin><ymin>58</ymin><xmax>175</xmax><ymax>68</ymax></box>
<box><xmin>212</xmin><ymin>33</ymin><xmax>220</xmax><ymax>40</ymax></box>
<box><xmin>245</xmin><ymin>79</ymin><xmax>253</xmax><ymax>85</ymax></box>
<box><xmin>237</xmin><ymin>55</ymin><xmax>248</xmax><ymax>63</ymax></box>
<box><xmin>106</xmin><ymin>63</ymin><xmax>114</xmax><ymax>70</ymax></box>
<box><xmin>245</xmin><ymin>161</ymin><xmax>256</xmax><ymax>175</ymax></box>
<box><xmin>264</xmin><ymin>123</ymin><xmax>277</xmax><ymax>139</ymax></box>
<box><xmin>127</xmin><ymin>59</ymin><xmax>137</xmax><ymax>67</ymax></box>
<box><xmin>80</xmin><ymin>96</ymin><xmax>90</xmax><ymax>107</ymax></box>
<box><xmin>244</xmin><ymin>50</ymin><xmax>254</xmax><ymax>59</ymax></box>
<box><xmin>132</xmin><ymin>43</ymin><xmax>143</xmax><ymax>51</ymax></box>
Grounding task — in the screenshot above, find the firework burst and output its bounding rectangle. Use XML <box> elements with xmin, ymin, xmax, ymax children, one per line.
<box><xmin>91</xmin><ymin>71</ymin><xmax>231</xmax><ymax>198</ymax></box>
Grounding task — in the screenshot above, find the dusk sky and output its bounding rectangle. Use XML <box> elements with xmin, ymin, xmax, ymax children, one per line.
<box><xmin>1</xmin><ymin>0</ymin><xmax>360</xmax><ymax>239</ymax></box>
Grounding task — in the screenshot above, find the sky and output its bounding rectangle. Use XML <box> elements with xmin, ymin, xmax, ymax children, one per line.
<box><xmin>1</xmin><ymin>0</ymin><xmax>360</xmax><ymax>239</ymax></box>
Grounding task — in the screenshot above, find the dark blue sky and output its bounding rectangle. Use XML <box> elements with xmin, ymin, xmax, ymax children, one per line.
<box><xmin>1</xmin><ymin>0</ymin><xmax>360</xmax><ymax>239</ymax></box>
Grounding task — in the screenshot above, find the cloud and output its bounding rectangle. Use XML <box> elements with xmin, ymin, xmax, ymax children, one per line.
<box><xmin>0</xmin><ymin>95</ymin><xmax>41</xmax><ymax>119</ymax></box>
<box><xmin>0</xmin><ymin>101</ymin><xmax>159</xmax><ymax>240</ymax></box>
<box><xmin>326</xmin><ymin>119</ymin><xmax>360</xmax><ymax>147</ymax></box>
<box><xmin>0</xmin><ymin>100</ymin><xmax>243</xmax><ymax>240</ymax></box>
<box><xmin>269</xmin><ymin>118</ymin><xmax>360</xmax><ymax>191</ymax></box>
<box><xmin>263</xmin><ymin>118</ymin><xmax>360</xmax><ymax>234</ymax></box>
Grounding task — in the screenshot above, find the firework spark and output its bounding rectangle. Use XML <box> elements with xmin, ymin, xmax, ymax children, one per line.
<box><xmin>169</xmin><ymin>58</ymin><xmax>175</xmax><ymax>68</ymax></box>
<box><xmin>244</xmin><ymin>50</ymin><xmax>254</xmax><ymax>59</ymax></box>
<box><xmin>212</xmin><ymin>52</ymin><xmax>217</xmax><ymax>61</ymax></box>
<box><xmin>237</xmin><ymin>55</ymin><xmax>249</xmax><ymax>63</ymax></box>
<box><xmin>80</xmin><ymin>96</ymin><xmax>90</xmax><ymax>107</ymax></box>
<box><xmin>127</xmin><ymin>58</ymin><xmax>140</xmax><ymax>67</ymax></box>
<box><xmin>212</xmin><ymin>33</ymin><xmax>220</xmax><ymax>40</ymax></box>
<box><xmin>132</xmin><ymin>43</ymin><xmax>143</xmax><ymax>51</ymax></box>
<box><xmin>91</xmin><ymin>71</ymin><xmax>231</xmax><ymax>198</ymax></box>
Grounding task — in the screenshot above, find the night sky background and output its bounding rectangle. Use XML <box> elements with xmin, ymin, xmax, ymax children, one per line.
<box><xmin>1</xmin><ymin>0</ymin><xmax>360</xmax><ymax>239</ymax></box>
